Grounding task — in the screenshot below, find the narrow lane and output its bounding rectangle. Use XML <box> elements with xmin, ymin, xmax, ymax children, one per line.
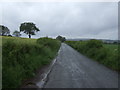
<box><xmin>44</xmin><ymin>43</ymin><xmax>118</xmax><ymax>88</ymax></box>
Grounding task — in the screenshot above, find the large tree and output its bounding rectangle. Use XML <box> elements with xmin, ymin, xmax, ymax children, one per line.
<box><xmin>56</xmin><ymin>35</ymin><xmax>66</xmax><ymax>42</ymax></box>
<box><xmin>13</xmin><ymin>30</ymin><xmax>21</xmax><ymax>37</ymax></box>
<box><xmin>20</xmin><ymin>22</ymin><xmax>40</xmax><ymax>38</ymax></box>
<box><xmin>0</xmin><ymin>25</ymin><xmax>10</xmax><ymax>36</ymax></box>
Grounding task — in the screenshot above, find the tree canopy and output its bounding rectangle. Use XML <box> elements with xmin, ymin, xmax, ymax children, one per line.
<box><xmin>0</xmin><ymin>25</ymin><xmax>10</xmax><ymax>36</ymax></box>
<box><xmin>13</xmin><ymin>30</ymin><xmax>21</xmax><ymax>37</ymax></box>
<box><xmin>56</xmin><ymin>35</ymin><xmax>66</xmax><ymax>42</ymax></box>
<box><xmin>20</xmin><ymin>22</ymin><xmax>40</xmax><ymax>38</ymax></box>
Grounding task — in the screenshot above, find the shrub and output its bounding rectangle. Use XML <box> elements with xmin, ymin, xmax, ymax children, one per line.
<box><xmin>66</xmin><ymin>40</ymin><xmax>119</xmax><ymax>71</ymax></box>
<box><xmin>86</xmin><ymin>39</ymin><xmax>103</xmax><ymax>49</ymax></box>
<box><xmin>2</xmin><ymin>36</ymin><xmax>61</xmax><ymax>88</ymax></box>
<box><xmin>37</xmin><ymin>37</ymin><xmax>60</xmax><ymax>49</ymax></box>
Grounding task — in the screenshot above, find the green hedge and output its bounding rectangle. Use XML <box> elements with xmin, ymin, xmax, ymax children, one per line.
<box><xmin>66</xmin><ymin>40</ymin><xmax>119</xmax><ymax>71</ymax></box>
<box><xmin>2</xmin><ymin>36</ymin><xmax>61</xmax><ymax>88</ymax></box>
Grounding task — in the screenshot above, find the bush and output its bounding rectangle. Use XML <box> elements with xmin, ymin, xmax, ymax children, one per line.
<box><xmin>37</xmin><ymin>37</ymin><xmax>60</xmax><ymax>50</ymax></box>
<box><xmin>66</xmin><ymin>40</ymin><xmax>119</xmax><ymax>71</ymax></box>
<box><xmin>86</xmin><ymin>39</ymin><xmax>103</xmax><ymax>49</ymax></box>
<box><xmin>2</xmin><ymin>36</ymin><xmax>61</xmax><ymax>88</ymax></box>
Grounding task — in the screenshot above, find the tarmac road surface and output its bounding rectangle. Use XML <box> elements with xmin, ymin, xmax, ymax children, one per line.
<box><xmin>44</xmin><ymin>43</ymin><xmax>118</xmax><ymax>88</ymax></box>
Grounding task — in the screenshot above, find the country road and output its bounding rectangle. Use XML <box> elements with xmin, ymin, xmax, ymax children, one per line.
<box><xmin>44</xmin><ymin>43</ymin><xmax>118</xmax><ymax>88</ymax></box>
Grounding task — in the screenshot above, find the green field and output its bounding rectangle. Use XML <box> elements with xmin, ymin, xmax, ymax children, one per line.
<box><xmin>104</xmin><ymin>44</ymin><xmax>118</xmax><ymax>49</ymax></box>
<box><xmin>104</xmin><ymin>44</ymin><xmax>118</xmax><ymax>52</ymax></box>
<box><xmin>66</xmin><ymin>40</ymin><xmax>119</xmax><ymax>71</ymax></box>
<box><xmin>2</xmin><ymin>36</ymin><xmax>61</xmax><ymax>88</ymax></box>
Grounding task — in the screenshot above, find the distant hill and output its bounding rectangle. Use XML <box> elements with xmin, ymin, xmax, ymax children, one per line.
<box><xmin>66</xmin><ymin>38</ymin><xmax>119</xmax><ymax>44</ymax></box>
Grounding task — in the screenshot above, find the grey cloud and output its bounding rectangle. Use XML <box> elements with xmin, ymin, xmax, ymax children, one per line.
<box><xmin>1</xmin><ymin>2</ymin><xmax>118</xmax><ymax>39</ymax></box>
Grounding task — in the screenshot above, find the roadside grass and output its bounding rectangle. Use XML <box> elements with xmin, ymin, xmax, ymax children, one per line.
<box><xmin>66</xmin><ymin>40</ymin><xmax>119</xmax><ymax>71</ymax></box>
<box><xmin>2</xmin><ymin>36</ymin><xmax>61</xmax><ymax>88</ymax></box>
<box><xmin>103</xmin><ymin>44</ymin><xmax>118</xmax><ymax>54</ymax></box>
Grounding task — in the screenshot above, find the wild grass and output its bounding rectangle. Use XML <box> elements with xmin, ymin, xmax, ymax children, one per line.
<box><xmin>2</xmin><ymin>36</ymin><xmax>61</xmax><ymax>88</ymax></box>
<box><xmin>66</xmin><ymin>40</ymin><xmax>119</xmax><ymax>71</ymax></box>
<box><xmin>103</xmin><ymin>44</ymin><xmax>118</xmax><ymax>54</ymax></box>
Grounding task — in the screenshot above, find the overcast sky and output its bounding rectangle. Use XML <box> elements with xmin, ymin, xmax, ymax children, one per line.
<box><xmin>0</xmin><ymin>2</ymin><xmax>118</xmax><ymax>39</ymax></box>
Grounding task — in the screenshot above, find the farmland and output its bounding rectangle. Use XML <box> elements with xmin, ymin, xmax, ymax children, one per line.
<box><xmin>66</xmin><ymin>40</ymin><xmax>119</xmax><ymax>71</ymax></box>
<box><xmin>103</xmin><ymin>44</ymin><xmax>118</xmax><ymax>54</ymax></box>
<box><xmin>2</xmin><ymin>36</ymin><xmax>61</xmax><ymax>88</ymax></box>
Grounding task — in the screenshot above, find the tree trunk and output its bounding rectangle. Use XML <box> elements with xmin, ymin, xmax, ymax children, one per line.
<box><xmin>29</xmin><ymin>34</ymin><xmax>31</xmax><ymax>38</ymax></box>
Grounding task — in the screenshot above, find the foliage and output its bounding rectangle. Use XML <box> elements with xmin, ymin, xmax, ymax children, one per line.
<box><xmin>86</xmin><ymin>39</ymin><xmax>103</xmax><ymax>49</ymax></box>
<box><xmin>2</xmin><ymin>36</ymin><xmax>60</xmax><ymax>88</ymax></box>
<box><xmin>20</xmin><ymin>22</ymin><xmax>40</xmax><ymax>38</ymax></box>
<box><xmin>37</xmin><ymin>37</ymin><xmax>61</xmax><ymax>50</ymax></box>
<box><xmin>56</xmin><ymin>35</ymin><xmax>66</xmax><ymax>42</ymax></box>
<box><xmin>7</xmin><ymin>35</ymin><xmax>12</xmax><ymax>37</ymax></box>
<box><xmin>13</xmin><ymin>31</ymin><xmax>21</xmax><ymax>37</ymax></box>
<box><xmin>0</xmin><ymin>25</ymin><xmax>10</xmax><ymax>36</ymax></box>
<box><xmin>66</xmin><ymin>40</ymin><xmax>119</xmax><ymax>71</ymax></box>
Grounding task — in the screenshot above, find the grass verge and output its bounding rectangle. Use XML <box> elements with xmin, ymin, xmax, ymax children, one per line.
<box><xmin>66</xmin><ymin>40</ymin><xmax>119</xmax><ymax>71</ymax></box>
<box><xmin>2</xmin><ymin>36</ymin><xmax>61</xmax><ymax>88</ymax></box>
